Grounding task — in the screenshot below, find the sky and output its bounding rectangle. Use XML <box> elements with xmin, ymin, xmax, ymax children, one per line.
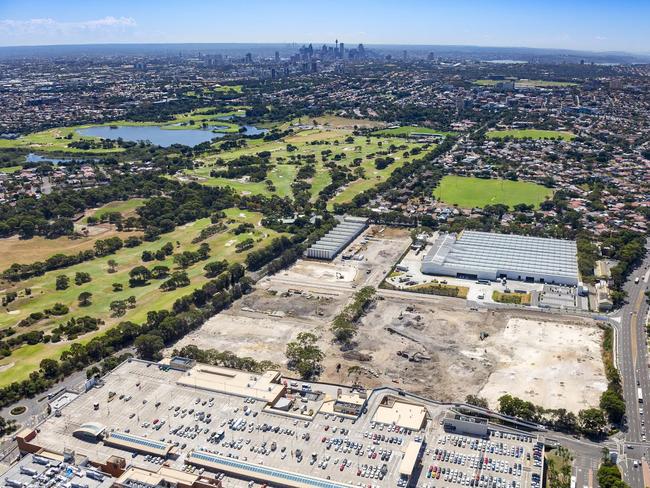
<box><xmin>0</xmin><ymin>0</ymin><xmax>648</xmax><ymax>53</ymax></box>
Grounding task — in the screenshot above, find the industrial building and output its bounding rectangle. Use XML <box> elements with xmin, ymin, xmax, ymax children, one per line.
<box><xmin>422</xmin><ymin>231</ymin><xmax>579</xmax><ymax>285</ymax></box>
<box><xmin>2</xmin><ymin>358</ymin><xmax>544</xmax><ymax>488</ymax></box>
<box><xmin>305</xmin><ymin>216</ymin><xmax>368</xmax><ymax>260</ymax></box>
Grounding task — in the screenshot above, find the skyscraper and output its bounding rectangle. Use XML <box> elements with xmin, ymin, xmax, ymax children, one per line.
<box><xmin>275</xmin><ymin>51</ymin><xmax>280</xmax><ymax>63</ymax></box>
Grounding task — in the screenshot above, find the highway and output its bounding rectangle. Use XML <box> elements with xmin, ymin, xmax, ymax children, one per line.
<box><xmin>611</xmin><ymin>240</ymin><xmax>650</xmax><ymax>487</ymax></box>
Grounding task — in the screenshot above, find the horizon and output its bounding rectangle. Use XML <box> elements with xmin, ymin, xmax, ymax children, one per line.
<box><xmin>0</xmin><ymin>40</ymin><xmax>646</xmax><ymax>56</ymax></box>
<box><xmin>1</xmin><ymin>0</ymin><xmax>649</xmax><ymax>53</ymax></box>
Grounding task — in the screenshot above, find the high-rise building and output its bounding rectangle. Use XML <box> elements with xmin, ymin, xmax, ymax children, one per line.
<box><xmin>274</xmin><ymin>51</ymin><xmax>280</xmax><ymax>63</ymax></box>
<box><xmin>339</xmin><ymin>42</ymin><xmax>345</xmax><ymax>58</ymax></box>
<box><xmin>245</xmin><ymin>52</ymin><xmax>252</xmax><ymax>63</ymax></box>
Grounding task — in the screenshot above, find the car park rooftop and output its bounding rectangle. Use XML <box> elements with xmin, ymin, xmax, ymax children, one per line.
<box><xmin>8</xmin><ymin>359</ymin><xmax>544</xmax><ymax>488</ymax></box>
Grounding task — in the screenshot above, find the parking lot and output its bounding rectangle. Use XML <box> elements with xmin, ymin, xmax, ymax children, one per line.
<box><xmin>28</xmin><ymin>359</ymin><xmax>545</xmax><ymax>488</ymax></box>
<box><xmin>414</xmin><ymin>431</ymin><xmax>543</xmax><ymax>488</ymax></box>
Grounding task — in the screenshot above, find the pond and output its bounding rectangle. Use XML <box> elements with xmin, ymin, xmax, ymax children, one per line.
<box><xmin>25</xmin><ymin>153</ymin><xmax>100</xmax><ymax>164</ymax></box>
<box><xmin>76</xmin><ymin>124</ymin><xmax>268</xmax><ymax>147</ymax></box>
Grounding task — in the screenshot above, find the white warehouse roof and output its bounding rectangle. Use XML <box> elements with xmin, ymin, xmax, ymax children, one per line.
<box><xmin>422</xmin><ymin>231</ymin><xmax>579</xmax><ymax>285</ymax></box>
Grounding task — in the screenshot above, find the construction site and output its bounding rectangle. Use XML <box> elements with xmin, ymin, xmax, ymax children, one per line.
<box><xmin>165</xmin><ymin>225</ymin><xmax>607</xmax><ymax>413</ymax></box>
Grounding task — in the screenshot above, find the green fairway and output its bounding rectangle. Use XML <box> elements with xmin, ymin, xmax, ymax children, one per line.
<box><xmin>433</xmin><ymin>175</ymin><xmax>553</xmax><ymax>209</ymax></box>
<box><xmin>372</xmin><ymin>126</ymin><xmax>455</xmax><ymax>138</ymax></box>
<box><xmin>184</xmin><ymin>128</ymin><xmax>428</xmax><ymax>205</ymax></box>
<box><xmin>486</xmin><ymin>129</ymin><xmax>575</xmax><ymax>141</ymax></box>
<box><xmin>0</xmin><ymin>165</ymin><xmax>22</xmax><ymax>174</ymax></box>
<box><xmin>0</xmin><ymin>210</ymin><xmax>280</xmax><ymax>386</ymax></box>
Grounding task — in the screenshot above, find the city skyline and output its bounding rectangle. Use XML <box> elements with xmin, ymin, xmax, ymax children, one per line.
<box><xmin>0</xmin><ymin>0</ymin><xmax>649</xmax><ymax>53</ymax></box>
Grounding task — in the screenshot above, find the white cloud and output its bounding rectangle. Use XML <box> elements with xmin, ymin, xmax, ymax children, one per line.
<box><xmin>0</xmin><ymin>16</ymin><xmax>136</xmax><ymax>33</ymax></box>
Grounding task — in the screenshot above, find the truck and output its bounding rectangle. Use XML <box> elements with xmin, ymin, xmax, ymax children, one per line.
<box><xmin>638</xmin><ymin>387</ymin><xmax>643</xmax><ymax>403</ymax></box>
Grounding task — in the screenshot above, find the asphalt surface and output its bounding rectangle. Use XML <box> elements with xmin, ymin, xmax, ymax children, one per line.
<box><xmin>611</xmin><ymin>240</ymin><xmax>650</xmax><ymax>487</ymax></box>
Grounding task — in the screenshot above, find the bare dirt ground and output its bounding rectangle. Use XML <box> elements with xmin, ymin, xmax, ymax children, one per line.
<box><xmin>166</xmin><ymin>288</ymin><xmax>347</xmax><ymax>365</ymax></box>
<box><xmin>478</xmin><ymin>317</ymin><xmax>606</xmax><ymax>411</ymax></box>
<box><xmin>320</xmin><ymin>298</ymin><xmax>606</xmax><ymax>412</ymax></box>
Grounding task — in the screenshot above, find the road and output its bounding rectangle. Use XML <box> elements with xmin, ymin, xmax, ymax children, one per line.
<box><xmin>611</xmin><ymin>239</ymin><xmax>650</xmax><ymax>487</ymax></box>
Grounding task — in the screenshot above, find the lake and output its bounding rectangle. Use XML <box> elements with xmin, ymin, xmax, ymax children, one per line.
<box><xmin>76</xmin><ymin>124</ymin><xmax>267</xmax><ymax>147</ymax></box>
<box><xmin>25</xmin><ymin>153</ymin><xmax>100</xmax><ymax>164</ymax></box>
<box><xmin>76</xmin><ymin>125</ymin><xmax>225</xmax><ymax>147</ymax></box>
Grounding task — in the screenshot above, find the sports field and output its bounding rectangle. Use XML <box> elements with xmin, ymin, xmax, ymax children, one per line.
<box><xmin>433</xmin><ymin>175</ymin><xmax>553</xmax><ymax>209</ymax></box>
<box><xmin>0</xmin><ymin>209</ymin><xmax>280</xmax><ymax>386</ymax></box>
<box><xmin>475</xmin><ymin>79</ymin><xmax>578</xmax><ymax>88</ymax></box>
<box><xmin>486</xmin><ymin>129</ymin><xmax>575</xmax><ymax>141</ymax></box>
<box><xmin>371</xmin><ymin>126</ymin><xmax>454</xmax><ymax>137</ymax></box>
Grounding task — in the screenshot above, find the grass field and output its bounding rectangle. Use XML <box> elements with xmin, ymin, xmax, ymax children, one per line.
<box><xmin>475</xmin><ymin>79</ymin><xmax>578</xmax><ymax>88</ymax></box>
<box><xmin>184</xmin><ymin>128</ymin><xmax>428</xmax><ymax>206</ymax></box>
<box><xmin>0</xmin><ymin>166</ymin><xmax>22</xmax><ymax>174</ymax></box>
<box><xmin>186</xmin><ymin>85</ymin><xmax>244</xmax><ymax>97</ymax></box>
<box><xmin>433</xmin><ymin>175</ymin><xmax>553</xmax><ymax>209</ymax></box>
<box><xmin>82</xmin><ymin>199</ymin><xmax>145</xmax><ymax>223</ymax></box>
<box><xmin>0</xmin><ymin>227</ymin><xmax>137</xmax><ymax>271</ymax></box>
<box><xmin>0</xmin><ymin>210</ymin><xmax>280</xmax><ymax>386</ymax></box>
<box><xmin>371</xmin><ymin>126</ymin><xmax>455</xmax><ymax>137</ymax></box>
<box><xmin>486</xmin><ymin>129</ymin><xmax>575</xmax><ymax>141</ymax></box>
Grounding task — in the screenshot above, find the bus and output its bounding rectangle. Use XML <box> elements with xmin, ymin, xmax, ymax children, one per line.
<box><xmin>638</xmin><ymin>387</ymin><xmax>643</xmax><ymax>403</ymax></box>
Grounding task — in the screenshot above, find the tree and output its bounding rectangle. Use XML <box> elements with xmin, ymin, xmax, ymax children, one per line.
<box><xmin>285</xmin><ymin>332</ymin><xmax>324</xmax><ymax>379</ymax></box>
<box><xmin>55</xmin><ymin>275</ymin><xmax>70</xmax><ymax>290</ymax></box>
<box><xmin>40</xmin><ymin>358</ymin><xmax>60</xmax><ymax>379</ymax></box>
<box><xmin>129</xmin><ymin>266</ymin><xmax>151</xmax><ymax>287</ymax></box>
<box><xmin>597</xmin><ymin>461</ymin><xmax>630</xmax><ymax>488</ymax></box>
<box><xmin>578</xmin><ymin>408</ymin><xmax>607</xmax><ymax>437</ymax></box>
<box><xmin>109</xmin><ymin>300</ymin><xmax>127</xmax><ymax>317</ymax></box>
<box><xmin>112</xmin><ymin>282</ymin><xmax>123</xmax><ymax>292</ymax></box>
<box><xmin>134</xmin><ymin>334</ymin><xmax>165</xmax><ymax>361</ymax></box>
<box><xmin>107</xmin><ymin>259</ymin><xmax>118</xmax><ymax>273</ymax></box>
<box><xmin>78</xmin><ymin>291</ymin><xmax>93</xmax><ymax>307</ymax></box>
<box><xmin>600</xmin><ymin>389</ymin><xmax>626</xmax><ymax>424</ymax></box>
<box><xmin>151</xmin><ymin>265</ymin><xmax>170</xmax><ymax>279</ymax></box>
<box><xmin>465</xmin><ymin>395</ymin><xmax>489</xmax><ymax>409</ymax></box>
<box><xmin>74</xmin><ymin>271</ymin><xmax>92</xmax><ymax>285</ymax></box>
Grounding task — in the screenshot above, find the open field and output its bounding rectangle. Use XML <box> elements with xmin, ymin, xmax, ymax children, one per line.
<box><xmin>486</xmin><ymin>129</ymin><xmax>575</xmax><ymax>140</ymax></box>
<box><xmin>182</xmin><ymin>127</ymin><xmax>429</xmax><ymax>205</ymax></box>
<box><xmin>478</xmin><ymin>317</ymin><xmax>607</xmax><ymax>411</ymax></box>
<box><xmin>0</xmin><ymin>209</ymin><xmax>280</xmax><ymax>386</ymax></box>
<box><xmin>296</xmin><ymin>115</ymin><xmax>384</xmax><ymax>129</ymax></box>
<box><xmin>0</xmin><ymin>225</ymin><xmax>136</xmax><ymax>271</ymax></box>
<box><xmin>475</xmin><ymin>79</ymin><xmax>578</xmax><ymax>88</ymax></box>
<box><xmin>433</xmin><ymin>175</ymin><xmax>553</xmax><ymax>209</ymax></box>
<box><xmin>371</xmin><ymin>126</ymin><xmax>455</xmax><ymax>137</ymax></box>
<box><xmin>0</xmin><ymin>108</ymin><xmax>245</xmax><ymax>154</ymax></box>
<box><xmin>82</xmin><ymin>198</ymin><xmax>145</xmax><ymax>223</ymax></box>
<box><xmin>327</xmin><ymin>300</ymin><xmax>605</xmax><ymax>411</ymax></box>
<box><xmin>185</xmin><ymin>85</ymin><xmax>243</xmax><ymax>97</ymax></box>
<box><xmin>0</xmin><ymin>165</ymin><xmax>22</xmax><ymax>173</ymax></box>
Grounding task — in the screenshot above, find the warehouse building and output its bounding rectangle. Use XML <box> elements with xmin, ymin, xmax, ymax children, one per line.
<box><xmin>422</xmin><ymin>231</ymin><xmax>579</xmax><ymax>285</ymax></box>
<box><xmin>305</xmin><ymin>216</ymin><xmax>368</xmax><ymax>260</ymax></box>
